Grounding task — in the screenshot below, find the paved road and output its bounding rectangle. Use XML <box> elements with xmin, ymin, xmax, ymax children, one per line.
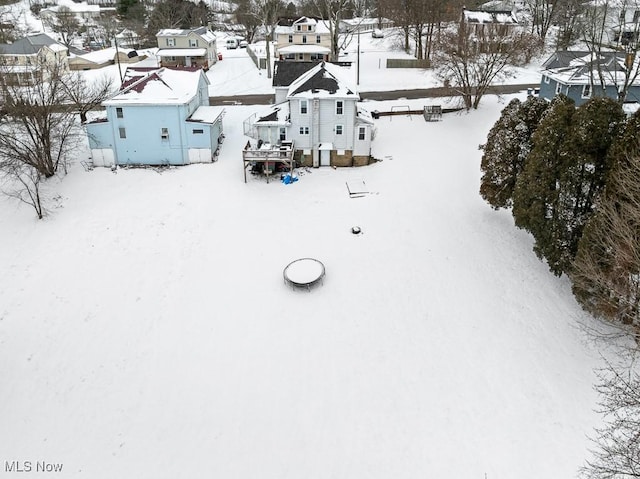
<box><xmin>209</xmin><ymin>83</ymin><xmax>540</xmax><ymax>105</ymax></box>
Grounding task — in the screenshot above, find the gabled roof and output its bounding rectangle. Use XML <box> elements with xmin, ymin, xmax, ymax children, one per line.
<box><xmin>105</xmin><ymin>66</ymin><xmax>206</xmax><ymax>106</ymax></box>
<box><xmin>542</xmin><ymin>50</ymin><xmax>636</xmax><ymax>85</ymax></box>
<box><xmin>156</xmin><ymin>27</ymin><xmax>216</xmax><ymax>43</ymax></box>
<box><xmin>0</xmin><ymin>33</ymin><xmax>66</xmax><ymax>55</ymax></box>
<box><xmin>273</xmin><ymin>61</ymin><xmax>319</xmax><ymax>87</ymax></box>
<box><xmin>463</xmin><ymin>9</ymin><xmax>518</xmax><ymax>24</ymax></box>
<box><xmin>287</xmin><ymin>61</ymin><xmax>357</xmax><ymax>99</ymax></box>
<box><xmin>275</xmin><ymin>16</ymin><xmax>330</xmax><ymax>35</ymax></box>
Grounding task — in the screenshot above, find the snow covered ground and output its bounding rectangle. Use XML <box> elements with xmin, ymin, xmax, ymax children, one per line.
<box><xmin>0</xmin><ymin>92</ymin><xmax>614</xmax><ymax>478</ymax></box>
<box><xmin>0</xmin><ymin>10</ymin><xmax>618</xmax><ymax>479</ymax></box>
<box><xmin>206</xmin><ymin>30</ymin><xmax>544</xmax><ymax>97</ymax></box>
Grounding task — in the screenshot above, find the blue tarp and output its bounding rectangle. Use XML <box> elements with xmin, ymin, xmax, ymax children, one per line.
<box><xmin>282</xmin><ymin>174</ymin><xmax>298</xmax><ymax>185</ymax></box>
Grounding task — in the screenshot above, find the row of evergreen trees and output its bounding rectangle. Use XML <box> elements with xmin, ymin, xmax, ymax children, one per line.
<box><xmin>480</xmin><ymin>95</ymin><xmax>640</xmax><ymax>331</ymax></box>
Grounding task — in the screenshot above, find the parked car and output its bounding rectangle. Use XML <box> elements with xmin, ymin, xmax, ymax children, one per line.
<box><xmin>372</xmin><ymin>29</ymin><xmax>384</xmax><ymax>38</ymax></box>
<box><xmin>239</xmin><ymin>40</ymin><xmax>248</xmax><ymax>48</ymax></box>
<box><xmin>226</xmin><ymin>38</ymin><xmax>238</xmax><ymax>49</ymax></box>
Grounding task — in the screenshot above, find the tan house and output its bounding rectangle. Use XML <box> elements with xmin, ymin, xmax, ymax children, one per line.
<box><xmin>0</xmin><ymin>33</ymin><xmax>69</xmax><ymax>86</ymax></box>
<box><xmin>156</xmin><ymin>27</ymin><xmax>218</xmax><ymax>71</ymax></box>
<box><xmin>69</xmin><ymin>47</ymin><xmax>145</xmax><ymax>71</ymax></box>
<box><xmin>274</xmin><ymin>17</ymin><xmax>332</xmax><ymax>62</ymax></box>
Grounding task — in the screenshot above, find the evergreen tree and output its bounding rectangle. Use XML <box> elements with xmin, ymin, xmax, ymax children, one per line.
<box><xmin>512</xmin><ymin>95</ymin><xmax>575</xmax><ymax>275</ymax></box>
<box><xmin>480</xmin><ymin>96</ymin><xmax>549</xmax><ymax>209</ymax></box>
<box><xmin>513</xmin><ymin>96</ymin><xmax>624</xmax><ymax>276</ymax></box>
<box><xmin>571</xmin><ymin>111</ymin><xmax>640</xmax><ymax>328</ymax></box>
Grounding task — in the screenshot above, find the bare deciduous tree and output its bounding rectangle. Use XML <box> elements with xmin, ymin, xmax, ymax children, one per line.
<box><xmin>0</xmin><ymin>62</ymin><xmax>83</xmax><ymax>218</ymax></box>
<box><xmin>581</xmin><ymin>362</ymin><xmax>640</xmax><ymax>479</ymax></box>
<box><xmin>44</xmin><ymin>6</ymin><xmax>80</xmax><ymax>51</ymax></box>
<box><xmin>249</xmin><ymin>0</ymin><xmax>284</xmax><ymax>78</ymax></box>
<box><xmin>432</xmin><ymin>20</ymin><xmax>541</xmax><ymax>109</ymax></box>
<box><xmin>62</xmin><ymin>72</ymin><xmax>116</xmax><ymax>123</ymax></box>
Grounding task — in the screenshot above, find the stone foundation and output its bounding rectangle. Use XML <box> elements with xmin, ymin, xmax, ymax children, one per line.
<box><xmin>294</xmin><ymin>149</ymin><xmax>372</xmax><ymax>168</ymax></box>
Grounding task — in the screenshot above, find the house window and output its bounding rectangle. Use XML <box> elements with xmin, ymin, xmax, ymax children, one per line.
<box><xmin>300</xmin><ymin>99</ymin><xmax>308</xmax><ymax>114</ymax></box>
<box><xmin>189</xmin><ymin>39</ymin><xmax>198</xmax><ymax>47</ymax></box>
<box><xmin>582</xmin><ymin>83</ymin><xmax>592</xmax><ymax>98</ymax></box>
<box><xmin>299</xmin><ymin>126</ymin><xmax>309</xmax><ymax>135</ymax></box>
<box><xmin>298</xmin><ymin>53</ymin><xmax>304</xmax><ymax>60</ymax></box>
<box><xmin>116</xmin><ymin>107</ymin><xmax>123</xmax><ymax>118</ymax></box>
<box><xmin>544</xmin><ymin>75</ymin><xmax>550</xmax><ymax>84</ymax></box>
<box><xmin>288</xmin><ymin>34</ymin><xmax>293</xmax><ymax>43</ymax></box>
<box><xmin>335</xmin><ymin>124</ymin><xmax>343</xmax><ymax>135</ymax></box>
<box><xmin>358</xmin><ymin>126</ymin><xmax>366</xmax><ymax>140</ymax></box>
<box><xmin>193</xmin><ymin>129</ymin><xmax>204</xmax><ymax>134</ymax></box>
<box><xmin>119</xmin><ymin>127</ymin><xmax>126</xmax><ymax>139</ymax></box>
<box><xmin>296</xmin><ymin>25</ymin><xmax>301</xmax><ymax>31</ymax></box>
<box><xmin>167</xmin><ymin>38</ymin><xmax>176</xmax><ymax>47</ymax></box>
<box><xmin>555</xmin><ymin>81</ymin><xmax>562</xmax><ymax>94</ymax></box>
<box><xmin>279</xmin><ymin>127</ymin><xmax>286</xmax><ymax>141</ymax></box>
<box><xmin>161</xmin><ymin>128</ymin><xmax>169</xmax><ymax>139</ymax></box>
<box><xmin>336</xmin><ymin>100</ymin><xmax>343</xmax><ymax>115</ymax></box>
<box><xmin>316</xmin><ymin>35</ymin><xmax>321</xmax><ymax>44</ymax></box>
<box><xmin>302</xmin><ymin>35</ymin><xmax>307</xmax><ymax>44</ymax></box>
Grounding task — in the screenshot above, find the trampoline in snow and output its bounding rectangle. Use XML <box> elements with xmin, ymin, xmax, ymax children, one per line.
<box><xmin>283</xmin><ymin>258</ymin><xmax>325</xmax><ymax>291</ymax></box>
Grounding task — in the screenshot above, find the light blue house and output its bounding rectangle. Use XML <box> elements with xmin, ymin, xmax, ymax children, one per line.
<box><xmin>85</xmin><ymin>67</ymin><xmax>225</xmax><ymax>167</ymax></box>
<box><xmin>539</xmin><ymin>51</ymin><xmax>640</xmax><ymax>107</ymax></box>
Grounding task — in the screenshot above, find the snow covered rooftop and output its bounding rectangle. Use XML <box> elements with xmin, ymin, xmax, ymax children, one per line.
<box><xmin>187</xmin><ymin>105</ymin><xmax>225</xmax><ymax>124</ymax></box>
<box><xmin>463</xmin><ymin>9</ymin><xmax>518</xmax><ymax>24</ymax></box>
<box><xmin>278</xmin><ymin>45</ymin><xmax>331</xmax><ymax>54</ymax></box>
<box><xmin>156</xmin><ymin>27</ymin><xmax>216</xmax><ymax>43</ymax></box>
<box><xmin>287</xmin><ymin>62</ymin><xmax>357</xmax><ymax>99</ymax></box>
<box><xmin>542</xmin><ymin>50</ymin><xmax>640</xmax><ymax>86</ymax></box>
<box><xmin>157</xmin><ymin>48</ymin><xmax>207</xmax><ymax>57</ymax></box>
<box><xmin>104</xmin><ymin>67</ymin><xmax>205</xmax><ymax>106</ymax></box>
<box><xmin>254</xmin><ymin>102</ymin><xmax>290</xmax><ymax>125</ymax></box>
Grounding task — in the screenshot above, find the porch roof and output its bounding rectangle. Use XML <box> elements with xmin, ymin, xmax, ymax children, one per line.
<box><xmin>157</xmin><ymin>48</ymin><xmax>207</xmax><ymax>57</ymax></box>
<box><xmin>278</xmin><ymin>45</ymin><xmax>330</xmax><ymax>54</ymax></box>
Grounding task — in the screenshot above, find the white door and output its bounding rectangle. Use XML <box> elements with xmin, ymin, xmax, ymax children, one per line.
<box><xmin>320</xmin><ymin>149</ymin><xmax>330</xmax><ymax>166</ymax></box>
<box><xmin>91</xmin><ymin>148</ymin><xmax>115</xmax><ymax>167</ymax></box>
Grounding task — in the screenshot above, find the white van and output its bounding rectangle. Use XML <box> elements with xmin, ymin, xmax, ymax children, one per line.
<box><xmin>226</xmin><ymin>38</ymin><xmax>238</xmax><ymax>49</ymax></box>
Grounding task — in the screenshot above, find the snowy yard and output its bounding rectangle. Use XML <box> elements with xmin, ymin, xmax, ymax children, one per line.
<box><xmin>0</xmin><ymin>94</ymin><xmax>610</xmax><ymax>478</ymax></box>
<box><xmin>0</xmin><ymin>7</ymin><xmax>614</xmax><ymax>475</ymax></box>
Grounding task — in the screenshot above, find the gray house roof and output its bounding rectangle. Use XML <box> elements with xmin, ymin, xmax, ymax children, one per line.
<box><xmin>0</xmin><ymin>33</ymin><xmax>63</xmax><ymax>55</ymax></box>
<box><xmin>542</xmin><ymin>50</ymin><xmax>633</xmax><ymax>85</ymax></box>
<box><xmin>272</xmin><ymin>61</ymin><xmax>318</xmax><ymax>87</ymax></box>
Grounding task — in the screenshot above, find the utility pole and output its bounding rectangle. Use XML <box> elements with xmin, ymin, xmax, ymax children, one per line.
<box><xmin>356</xmin><ymin>29</ymin><xmax>360</xmax><ymax>85</ymax></box>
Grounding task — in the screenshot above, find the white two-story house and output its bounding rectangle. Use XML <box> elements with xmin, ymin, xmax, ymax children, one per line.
<box><xmin>244</xmin><ymin>62</ymin><xmax>374</xmax><ymax>167</ymax></box>
<box><xmin>156</xmin><ymin>27</ymin><xmax>218</xmax><ymax>70</ymax></box>
<box><xmin>274</xmin><ymin>16</ymin><xmax>332</xmax><ymax>62</ymax></box>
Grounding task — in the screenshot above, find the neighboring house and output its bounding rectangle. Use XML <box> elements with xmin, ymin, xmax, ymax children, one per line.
<box><xmin>244</xmin><ymin>61</ymin><xmax>374</xmax><ymax>168</ymax></box>
<box><xmin>539</xmin><ymin>50</ymin><xmax>640</xmax><ymax>106</ymax></box>
<box><xmin>69</xmin><ymin>47</ymin><xmax>145</xmax><ymax>70</ymax></box>
<box><xmin>462</xmin><ymin>7</ymin><xmax>520</xmax><ymax>50</ymax></box>
<box><xmin>114</xmin><ymin>29</ymin><xmax>140</xmax><ymax>49</ymax></box>
<box><xmin>0</xmin><ymin>33</ymin><xmax>68</xmax><ymax>85</ymax></box>
<box><xmin>274</xmin><ymin>17</ymin><xmax>331</xmax><ymax>62</ymax></box>
<box><xmin>339</xmin><ymin>17</ymin><xmax>394</xmax><ymax>33</ymax></box>
<box><xmin>85</xmin><ymin>67</ymin><xmax>225</xmax><ymax>167</ymax></box>
<box><xmin>156</xmin><ymin>27</ymin><xmax>218</xmax><ymax>71</ymax></box>
<box><xmin>39</xmin><ymin>2</ymin><xmax>107</xmax><ymax>22</ymax></box>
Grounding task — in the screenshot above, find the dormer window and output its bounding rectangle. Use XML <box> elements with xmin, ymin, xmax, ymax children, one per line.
<box><xmin>296</xmin><ymin>25</ymin><xmax>301</xmax><ymax>31</ymax></box>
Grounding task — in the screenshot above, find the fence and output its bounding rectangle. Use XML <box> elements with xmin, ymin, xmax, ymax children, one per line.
<box><xmin>386</xmin><ymin>59</ymin><xmax>431</xmax><ymax>69</ymax></box>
